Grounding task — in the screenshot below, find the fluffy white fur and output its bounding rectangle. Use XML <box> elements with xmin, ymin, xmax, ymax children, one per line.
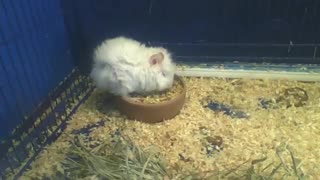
<box><xmin>90</xmin><ymin>36</ymin><xmax>176</xmax><ymax>96</ymax></box>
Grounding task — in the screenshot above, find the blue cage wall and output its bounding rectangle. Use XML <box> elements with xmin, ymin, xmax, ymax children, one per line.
<box><xmin>0</xmin><ymin>0</ymin><xmax>320</xmax><ymax>177</ymax></box>
<box><xmin>0</xmin><ymin>0</ymin><xmax>74</xmax><ymax>139</ymax></box>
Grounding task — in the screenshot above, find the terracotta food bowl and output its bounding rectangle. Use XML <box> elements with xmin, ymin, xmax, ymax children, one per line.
<box><xmin>115</xmin><ymin>75</ymin><xmax>186</xmax><ymax>123</ymax></box>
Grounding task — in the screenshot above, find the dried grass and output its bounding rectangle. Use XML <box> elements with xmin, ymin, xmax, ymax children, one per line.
<box><xmin>51</xmin><ymin>135</ymin><xmax>170</xmax><ymax>180</ymax></box>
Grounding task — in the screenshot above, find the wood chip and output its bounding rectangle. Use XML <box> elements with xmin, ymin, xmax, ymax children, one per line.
<box><xmin>19</xmin><ymin>75</ymin><xmax>320</xmax><ymax>179</ymax></box>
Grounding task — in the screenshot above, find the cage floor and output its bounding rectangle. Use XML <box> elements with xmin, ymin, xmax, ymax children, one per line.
<box><xmin>20</xmin><ymin>77</ymin><xmax>320</xmax><ymax>179</ymax></box>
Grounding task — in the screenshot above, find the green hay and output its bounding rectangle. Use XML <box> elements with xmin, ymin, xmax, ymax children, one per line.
<box><xmin>180</xmin><ymin>143</ymin><xmax>307</xmax><ymax>180</ymax></box>
<box><xmin>54</xmin><ymin>135</ymin><xmax>170</xmax><ymax>180</ymax></box>
<box><xmin>51</xmin><ymin>135</ymin><xmax>307</xmax><ymax>180</ymax></box>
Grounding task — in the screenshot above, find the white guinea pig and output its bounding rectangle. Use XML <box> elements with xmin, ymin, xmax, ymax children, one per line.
<box><xmin>90</xmin><ymin>36</ymin><xmax>176</xmax><ymax>96</ymax></box>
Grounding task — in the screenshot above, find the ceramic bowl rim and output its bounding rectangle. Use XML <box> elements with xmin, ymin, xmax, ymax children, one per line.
<box><xmin>118</xmin><ymin>75</ymin><xmax>186</xmax><ymax>107</ymax></box>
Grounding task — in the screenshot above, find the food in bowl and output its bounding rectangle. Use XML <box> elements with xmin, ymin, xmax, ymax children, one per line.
<box><xmin>129</xmin><ymin>79</ymin><xmax>184</xmax><ymax>104</ymax></box>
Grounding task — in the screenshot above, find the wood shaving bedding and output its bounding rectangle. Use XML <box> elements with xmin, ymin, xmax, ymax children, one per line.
<box><xmin>21</xmin><ymin>76</ymin><xmax>320</xmax><ymax>179</ymax></box>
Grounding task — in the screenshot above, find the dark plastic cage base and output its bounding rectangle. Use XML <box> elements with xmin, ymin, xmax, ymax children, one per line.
<box><xmin>0</xmin><ymin>68</ymin><xmax>95</xmax><ymax>179</ymax></box>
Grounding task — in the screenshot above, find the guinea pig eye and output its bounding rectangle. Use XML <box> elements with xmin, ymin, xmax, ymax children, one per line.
<box><xmin>100</xmin><ymin>63</ymin><xmax>106</xmax><ymax>68</ymax></box>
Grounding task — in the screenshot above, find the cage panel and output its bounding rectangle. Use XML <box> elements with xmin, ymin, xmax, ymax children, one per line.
<box><xmin>0</xmin><ymin>0</ymin><xmax>75</xmax><ymax>139</ymax></box>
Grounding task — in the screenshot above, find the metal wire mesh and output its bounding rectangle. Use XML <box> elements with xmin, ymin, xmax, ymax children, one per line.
<box><xmin>0</xmin><ymin>0</ymin><xmax>74</xmax><ymax>139</ymax></box>
<box><xmin>0</xmin><ymin>68</ymin><xmax>94</xmax><ymax>179</ymax></box>
<box><xmin>0</xmin><ymin>0</ymin><xmax>80</xmax><ymax>178</ymax></box>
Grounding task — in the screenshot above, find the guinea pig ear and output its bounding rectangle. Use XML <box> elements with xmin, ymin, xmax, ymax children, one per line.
<box><xmin>149</xmin><ymin>52</ymin><xmax>164</xmax><ymax>66</ymax></box>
